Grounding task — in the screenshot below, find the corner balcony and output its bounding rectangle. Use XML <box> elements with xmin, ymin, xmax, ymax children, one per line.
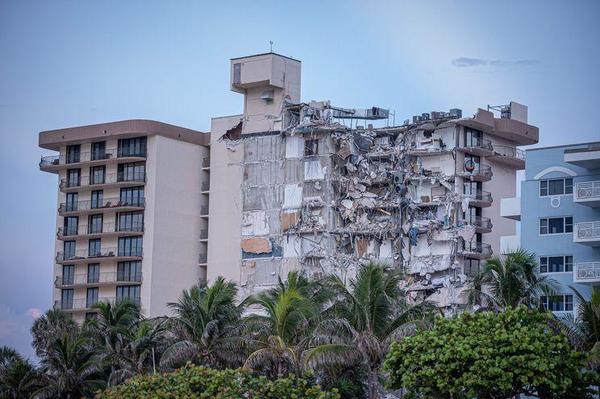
<box><xmin>564</xmin><ymin>144</ymin><xmax>600</xmax><ymax>170</ymax></box>
<box><xmin>574</xmin><ymin>181</ymin><xmax>600</xmax><ymax>207</ymax></box>
<box><xmin>56</xmin><ymin>223</ymin><xmax>144</xmax><ymax>240</ymax></box>
<box><xmin>500</xmin><ymin>197</ymin><xmax>521</xmax><ymax>221</ymax></box>
<box><xmin>59</xmin><ymin>172</ymin><xmax>146</xmax><ymax>192</ymax></box>
<box><xmin>461</xmin><ymin>216</ymin><xmax>493</xmax><ymax>233</ymax></box>
<box><xmin>574</xmin><ymin>221</ymin><xmax>600</xmax><ymax>246</ymax></box>
<box><xmin>40</xmin><ymin>149</ymin><xmax>146</xmax><ymax>172</ymax></box>
<box><xmin>458</xmin><ymin>241</ymin><xmax>493</xmax><ymax>260</ymax></box>
<box><xmin>56</xmin><ymin>247</ymin><xmax>143</xmax><ymax>264</ymax></box>
<box><xmin>55</xmin><ymin>272</ymin><xmax>142</xmax><ymax>289</ymax></box>
<box><xmin>457</xmin><ymin>137</ymin><xmax>494</xmax><ymax>157</ymax></box>
<box><xmin>490</xmin><ymin>145</ymin><xmax>525</xmax><ymax>169</ymax></box>
<box><xmin>54</xmin><ymin>297</ymin><xmax>141</xmax><ymax>313</ymax></box>
<box><xmin>456</xmin><ymin>164</ymin><xmax>493</xmax><ymax>182</ymax></box>
<box><xmin>59</xmin><ymin>198</ymin><xmax>145</xmax><ymax>216</ymax></box>
<box><xmin>464</xmin><ymin>190</ymin><xmax>493</xmax><ymax>208</ymax></box>
<box><xmin>573</xmin><ymin>262</ymin><xmax>600</xmax><ymax>285</ymax></box>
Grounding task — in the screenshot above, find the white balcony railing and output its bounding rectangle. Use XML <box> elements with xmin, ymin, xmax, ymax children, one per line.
<box><xmin>574</xmin><ymin>181</ymin><xmax>600</xmax><ymax>201</ymax></box>
<box><xmin>575</xmin><ymin>221</ymin><xmax>600</xmax><ymax>241</ymax></box>
<box><xmin>574</xmin><ymin>262</ymin><xmax>600</xmax><ymax>283</ymax></box>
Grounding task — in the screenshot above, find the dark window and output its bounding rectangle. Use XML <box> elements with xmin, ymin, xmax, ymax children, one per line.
<box><xmin>90</xmin><ymin>165</ymin><xmax>106</xmax><ymax>185</ymax></box>
<box><xmin>66</xmin><ymin>145</ymin><xmax>80</xmax><ymax>164</ymax></box>
<box><xmin>88</xmin><ymin>214</ymin><xmax>103</xmax><ymax>234</ymax></box>
<box><xmin>118</xmin><ymin>162</ymin><xmax>145</xmax><ymax>182</ymax></box>
<box><xmin>63</xmin><ymin>216</ymin><xmax>78</xmax><ymax>236</ymax></box>
<box><xmin>62</xmin><ymin>265</ymin><xmax>74</xmax><ymax>285</ymax></box>
<box><xmin>118</xmin><ymin>261</ymin><xmax>142</xmax><ymax>282</ymax></box>
<box><xmin>61</xmin><ymin>289</ymin><xmax>74</xmax><ymax>309</ymax></box>
<box><xmin>91</xmin><ymin>141</ymin><xmax>106</xmax><ymax>161</ymax></box>
<box><xmin>463</xmin><ymin>154</ymin><xmax>481</xmax><ymax>174</ymax></box>
<box><xmin>65</xmin><ymin>193</ymin><xmax>78</xmax><ymax>212</ymax></box>
<box><xmin>91</xmin><ymin>190</ymin><xmax>103</xmax><ymax>209</ymax></box>
<box><xmin>120</xmin><ymin>187</ymin><xmax>145</xmax><ymax>207</ymax></box>
<box><xmin>117</xmin><ymin>211</ymin><xmax>143</xmax><ymax>232</ymax></box>
<box><xmin>565</xmin><ymin>256</ymin><xmax>573</xmax><ymax>272</ymax></box>
<box><xmin>304</xmin><ymin>139</ymin><xmax>319</xmax><ymax>156</ymax></box>
<box><xmin>464</xmin><ymin>127</ymin><xmax>483</xmax><ymax>147</ymax></box>
<box><xmin>87</xmin><ymin>264</ymin><xmax>100</xmax><ymax>283</ymax></box>
<box><xmin>233</xmin><ymin>63</ymin><xmax>241</xmax><ymax>84</ymax></box>
<box><xmin>541</xmin><ymin>295</ymin><xmax>574</xmax><ymax>312</ymax></box>
<box><xmin>85</xmin><ymin>312</ymin><xmax>97</xmax><ymax>320</ymax></box>
<box><xmin>88</xmin><ymin>239</ymin><xmax>101</xmax><ymax>257</ymax></box>
<box><xmin>540</xmin><ymin>178</ymin><xmax>574</xmax><ymax>196</ymax></box>
<box><xmin>118</xmin><ymin>236</ymin><xmax>143</xmax><ymax>257</ymax></box>
<box><xmin>118</xmin><ymin>137</ymin><xmax>146</xmax><ymax>158</ymax></box>
<box><xmin>63</xmin><ymin>241</ymin><xmax>76</xmax><ymax>260</ymax></box>
<box><xmin>463</xmin><ymin>181</ymin><xmax>482</xmax><ymax>196</ymax></box>
<box><xmin>67</xmin><ymin>169</ymin><xmax>81</xmax><ymax>187</ymax></box>
<box><xmin>540</xmin><ymin>256</ymin><xmax>572</xmax><ymax>273</ymax></box>
<box><xmin>86</xmin><ymin>287</ymin><xmax>99</xmax><ymax>307</ymax></box>
<box><xmin>540</xmin><ymin>217</ymin><xmax>573</xmax><ymax>235</ymax></box>
<box><xmin>116</xmin><ymin>285</ymin><xmax>140</xmax><ymax>304</ymax></box>
<box><xmin>463</xmin><ymin>258</ymin><xmax>480</xmax><ymax>276</ymax></box>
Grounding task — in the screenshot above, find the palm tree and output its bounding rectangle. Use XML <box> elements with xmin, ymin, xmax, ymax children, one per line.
<box><xmin>34</xmin><ymin>331</ymin><xmax>104</xmax><ymax>399</ymax></box>
<box><xmin>0</xmin><ymin>346</ymin><xmax>39</xmax><ymax>399</ymax></box>
<box><xmin>160</xmin><ymin>277</ymin><xmax>243</xmax><ymax>369</ymax></box>
<box><xmin>304</xmin><ymin>263</ymin><xmax>434</xmax><ymax>399</ymax></box>
<box><xmin>242</xmin><ymin>271</ymin><xmax>325</xmax><ymax>378</ymax></box>
<box><xmin>465</xmin><ymin>248</ymin><xmax>556</xmax><ymax>310</ymax></box>
<box><xmin>30</xmin><ymin>309</ymin><xmax>76</xmax><ymax>358</ymax></box>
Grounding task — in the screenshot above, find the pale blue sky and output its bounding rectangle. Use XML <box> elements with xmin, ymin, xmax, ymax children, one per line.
<box><xmin>1</xmin><ymin>0</ymin><xmax>599</xmax><ymax>357</ymax></box>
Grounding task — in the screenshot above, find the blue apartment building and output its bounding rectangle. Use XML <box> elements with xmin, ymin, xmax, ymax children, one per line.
<box><xmin>502</xmin><ymin>142</ymin><xmax>600</xmax><ymax>314</ymax></box>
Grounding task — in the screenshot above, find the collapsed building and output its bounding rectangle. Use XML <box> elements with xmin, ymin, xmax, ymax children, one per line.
<box><xmin>206</xmin><ymin>52</ymin><xmax>539</xmax><ymax>312</ymax></box>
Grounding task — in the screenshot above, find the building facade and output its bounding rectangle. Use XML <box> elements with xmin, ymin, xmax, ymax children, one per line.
<box><xmin>39</xmin><ymin>120</ymin><xmax>210</xmax><ymax>321</ymax></box>
<box><xmin>501</xmin><ymin>143</ymin><xmax>600</xmax><ymax>314</ymax></box>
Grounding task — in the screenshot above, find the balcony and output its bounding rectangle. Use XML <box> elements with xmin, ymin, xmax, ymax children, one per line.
<box><xmin>200</xmin><ymin>205</ymin><xmax>209</xmax><ymax>217</ymax></box>
<box><xmin>200</xmin><ymin>229</ymin><xmax>208</xmax><ymax>240</ymax></box>
<box><xmin>55</xmin><ymin>272</ymin><xmax>142</xmax><ymax>288</ymax></box>
<box><xmin>40</xmin><ymin>149</ymin><xmax>146</xmax><ymax>172</ymax></box>
<box><xmin>199</xmin><ymin>253</ymin><xmax>207</xmax><ymax>264</ymax></box>
<box><xmin>57</xmin><ymin>222</ymin><xmax>144</xmax><ymax>240</ymax></box>
<box><xmin>464</xmin><ymin>190</ymin><xmax>493</xmax><ymax>208</ymax></box>
<box><xmin>56</xmin><ymin>247</ymin><xmax>143</xmax><ymax>264</ymax></box>
<box><xmin>490</xmin><ymin>145</ymin><xmax>525</xmax><ymax>169</ymax></box>
<box><xmin>60</xmin><ymin>172</ymin><xmax>145</xmax><ymax>192</ymax></box>
<box><xmin>59</xmin><ymin>198</ymin><xmax>145</xmax><ymax>216</ymax></box>
<box><xmin>457</xmin><ymin>137</ymin><xmax>494</xmax><ymax>157</ymax></box>
<box><xmin>573</xmin><ymin>262</ymin><xmax>600</xmax><ymax>284</ymax></box>
<box><xmin>500</xmin><ymin>197</ymin><xmax>521</xmax><ymax>221</ymax></box>
<box><xmin>202</xmin><ymin>157</ymin><xmax>210</xmax><ymax>169</ymax></box>
<box><xmin>574</xmin><ymin>221</ymin><xmax>600</xmax><ymax>246</ymax></box>
<box><xmin>201</xmin><ymin>181</ymin><xmax>210</xmax><ymax>193</ymax></box>
<box><xmin>54</xmin><ymin>296</ymin><xmax>141</xmax><ymax>312</ymax></box>
<box><xmin>458</xmin><ymin>241</ymin><xmax>493</xmax><ymax>260</ymax></box>
<box><xmin>564</xmin><ymin>144</ymin><xmax>600</xmax><ymax>170</ymax></box>
<box><xmin>574</xmin><ymin>181</ymin><xmax>600</xmax><ymax>207</ymax></box>
<box><xmin>461</xmin><ymin>216</ymin><xmax>492</xmax><ymax>233</ymax></box>
<box><xmin>456</xmin><ymin>164</ymin><xmax>493</xmax><ymax>182</ymax></box>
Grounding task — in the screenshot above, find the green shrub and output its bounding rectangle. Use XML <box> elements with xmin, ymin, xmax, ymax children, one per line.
<box><xmin>96</xmin><ymin>363</ymin><xmax>339</xmax><ymax>399</ymax></box>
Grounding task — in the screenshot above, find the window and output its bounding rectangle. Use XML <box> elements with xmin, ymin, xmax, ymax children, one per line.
<box><xmin>88</xmin><ymin>214</ymin><xmax>103</xmax><ymax>234</ymax></box>
<box><xmin>86</xmin><ymin>287</ymin><xmax>99</xmax><ymax>308</ymax></box>
<box><xmin>87</xmin><ymin>264</ymin><xmax>100</xmax><ymax>283</ymax></box>
<box><xmin>463</xmin><ymin>258</ymin><xmax>480</xmax><ymax>276</ymax></box>
<box><xmin>463</xmin><ymin>154</ymin><xmax>481</xmax><ymax>174</ymax></box>
<box><xmin>61</xmin><ymin>289</ymin><xmax>74</xmax><ymax>309</ymax></box>
<box><xmin>65</xmin><ymin>193</ymin><xmax>78</xmax><ymax>212</ymax></box>
<box><xmin>62</xmin><ymin>265</ymin><xmax>74</xmax><ymax>285</ymax></box>
<box><xmin>464</xmin><ymin>127</ymin><xmax>483</xmax><ymax>147</ymax></box>
<box><xmin>63</xmin><ymin>241</ymin><xmax>76</xmax><ymax>260</ymax></box>
<box><xmin>541</xmin><ymin>295</ymin><xmax>574</xmax><ymax>312</ymax></box>
<box><xmin>233</xmin><ymin>63</ymin><xmax>241</xmax><ymax>84</ymax></box>
<box><xmin>63</xmin><ymin>216</ymin><xmax>78</xmax><ymax>236</ymax></box>
<box><xmin>66</xmin><ymin>169</ymin><xmax>81</xmax><ymax>187</ymax></box>
<box><xmin>66</xmin><ymin>145</ymin><xmax>80</xmax><ymax>164</ymax></box>
<box><xmin>91</xmin><ymin>190</ymin><xmax>103</xmax><ymax>209</ymax></box>
<box><xmin>118</xmin><ymin>236</ymin><xmax>143</xmax><ymax>257</ymax></box>
<box><xmin>539</xmin><ymin>217</ymin><xmax>573</xmax><ymax>234</ymax></box>
<box><xmin>304</xmin><ymin>139</ymin><xmax>319</xmax><ymax>156</ymax></box>
<box><xmin>116</xmin><ymin>285</ymin><xmax>140</xmax><ymax>304</ymax></box>
<box><xmin>118</xmin><ymin>261</ymin><xmax>142</xmax><ymax>282</ymax></box>
<box><xmin>118</xmin><ymin>137</ymin><xmax>146</xmax><ymax>158</ymax></box>
<box><xmin>463</xmin><ymin>181</ymin><xmax>482</xmax><ymax>197</ymax></box>
<box><xmin>540</xmin><ymin>256</ymin><xmax>573</xmax><ymax>273</ymax></box>
<box><xmin>118</xmin><ymin>162</ymin><xmax>145</xmax><ymax>182</ymax></box>
<box><xmin>88</xmin><ymin>239</ymin><xmax>101</xmax><ymax>257</ymax></box>
<box><xmin>540</xmin><ymin>178</ymin><xmax>573</xmax><ymax>196</ymax></box>
<box><xmin>117</xmin><ymin>211</ymin><xmax>143</xmax><ymax>232</ymax></box>
<box><xmin>463</xmin><ymin>207</ymin><xmax>481</xmax><ymax>224</ymax></box>
<box><xmin>120</xmin><ymin>187</ymin><xmax>144</xmax><ymax>207</ymax></box>
<box><xmin>91</xmin><ymin>141</ymin><xmax>106</xmax><ymax>161</ymax></box>
<box><xmin>89</xmin><ymin>165</ymin><xmax>106</xmax><ymax>185</ymax></box>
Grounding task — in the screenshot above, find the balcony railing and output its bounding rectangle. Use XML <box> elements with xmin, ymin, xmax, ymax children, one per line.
<box><xmin>199</xmin><ymin>253</ymin><xmax>207</xmax><ymax>263</ymax></box>
<box><xmin>40</xmin><ymin>148</ymin><xmax>146</xmax><ymax>168</ymax></box>
<box><xmin>458</xmin><ymin>164</ymin><xmax>493</xmax><ymax>180</ymax></box>
<box><xmin>59</xmin><ymin>198</ymin><xmax>145</xmax><ymax>213</ymax></box>
<box><xmin>56</xmin><ymin>247</ymin><xmax>142</xmax><ymax>262</ymax></box>
<box><xmin>575</xmin><ymin>181</ymin><xmax>600</xmax><ymax>201</ymax></box>
<box><xmin>575</xmin><ymin>221</ymin><xmax>600</xmax><ymax>240</ymax></box>
<box><xmin>464</xmin><ymin>190</ymin><xmax>493</xmax><ymax>203</ymax></box>
<box><xmin>460</xmin><ymin>242</ymin><xmax>493</xmax><ymax>257</ymax></box>
<box><xmin>60</xmin><ymin>172</ymin><xmax>145</xmax><ymax>189</ymax></box>
<box><xmin>54</xmin><ymin>296</ymin><xmax>141</xmax><ymax>311</ymax></box>
<box><xmin>461</xmin><ymin>216</ymin><xmax>492</xmax><ymax>230</ymax></box>
<box><xmin>200</xmin><ymin>205</ymin><xmax>209</xmax><ymax>215</ymax></box>
<box><xmin>57</xmin><ymin>223</ymin><xmax>143</xmax><ymax>238</ymax></box>
<box><xmin>202</xmin><ymin>157</ymin><xmax>210</xmax><ymax>168</ymax></box>
<box><xmin>461</xmin><ymin>137</ymin><xmax>493</xmax><ymax>152</ymax></box>
<box><xmin>493</xmin><ymin>145</ymin><xmax>525</xmax><ymax>160</ymax></box>
<box><xmin>201</xmin><ymin>181</ymin><xmax>210</xmax><ymax>191</ymax></box>
<box><xmin>574</xmin><ymin>262</ymin><xmax>600</xmax><ymax>282</ymax></box>
<box><xmin>200</xmin><ymin>229</ymin><xmax>208</xmax><ymax>239</ymax></box>
<box><xmin>55</xmin><ymin>272</ymin><xmax>142</xmax><ymax>287</ymax></box>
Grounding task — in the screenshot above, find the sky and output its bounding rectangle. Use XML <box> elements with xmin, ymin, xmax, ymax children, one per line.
<box><xmin>0</xmin><ymin>0</ymin><xmax>599</xmax><ymax>358</ymax></box>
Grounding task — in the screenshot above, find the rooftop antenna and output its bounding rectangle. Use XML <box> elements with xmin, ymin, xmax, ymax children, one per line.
<box><xmin>269</xmin><ymin>41</ymin><xmax>273</xmax><ymax>52</ymax></box>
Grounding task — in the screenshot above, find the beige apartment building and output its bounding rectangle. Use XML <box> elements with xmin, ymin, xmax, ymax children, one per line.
<box><xmin>40</xmin><ymin>52</ymin><xmax>539</xmax><ymax>319</ymax></box>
